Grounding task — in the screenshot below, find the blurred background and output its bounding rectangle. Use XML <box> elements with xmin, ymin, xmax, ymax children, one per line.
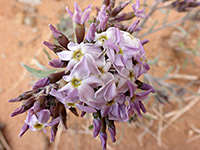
<box><xmin>0</xmin><ymin>0</ymin><xmax>200</xmax><ymax>150</ymax></box>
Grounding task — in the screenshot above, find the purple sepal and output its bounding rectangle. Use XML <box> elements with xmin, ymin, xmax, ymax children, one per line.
<box><xmin>93</xmin><ymin>118</ymin><xmax>101</xmax><ymax>138</ymax></box>
<box><xmin>85</xmin><ymin>23</ymin><xmax>96</xmax><ymax>42</ymax></box>
<box><xmin>18</xmin><ymin>123</ymin><xmax>29</xmax><ymax>137</ymax></box>
<box><xmin>49</xmin><ymin>24</ymin><xmax>69</xmax><ymax>48</ymax></box>
<box><xmin>108</xmin><ymin>126</ymin><xmax>116</xmax><ymax>142</ymax></box>
<box><xmin>10</xmin><ymin>97</ymin><xmax>35</xmax><ymax>117</ymax></box>
<box><xmin>97</xmin><ymin>16</ymin><xmax>109</xmax><ymax>32</ymax></box>
<box><xmin>141</xmin><ymin>39</ymin><xmax>149</xmax><ymax>45</ymax></box>
<box><xmin>112</xmin><ymin>0</ymin><xmax>131</xmax><ymax>17</ymax></box>
<box><xmin>32</xmin><ymin>77</ymin><xmax>50</xmax><ymax>90</ymax></box>
<box><xmin>100</xmin><ymin>132</ymin><xmax>107</xmax><ymax>150</ymax></box>
<box><xmin>48</xmin><ymin>59</ymin><xmax>67</xmax><ymax>68</ymax></box>
<box><xmin>127</xmin><ymin>19</ymin><xmax>141</xmax><ymax>33</ymax></box>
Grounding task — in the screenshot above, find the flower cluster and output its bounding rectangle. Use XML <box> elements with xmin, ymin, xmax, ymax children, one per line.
<box><xmin>164</xmin><ymin>0</ymin><xmax>200</xmax><ymax>12</ymax></box>
<box><xmin>9</xmin><ymin>1</ymin><xmax>154</xmax><ymax>150</ymax></box>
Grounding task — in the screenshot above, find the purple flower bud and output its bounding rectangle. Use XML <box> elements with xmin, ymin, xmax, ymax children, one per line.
<box><xmin>127</xmin><ymin>19</ymin><xmax>141</xmax><ymax>33</ymax></box>
<box><xmin>112</xmin><ymin>0</ymin><xmax>130</xmax><ymax>17</ymax></box>
<box><xmin>141</xmin><ymin>39</ymin><xmax>149</xmax><ymax>45</ymax></box>
<box><xmin>48</xmin><ymin>71</ymin><xmax>65</xmax><ymax>83</ymax></box>
<box><xmin>132</xmin><ymin>0</ymin><xmax>148</xmax><ymax>18</ymax></box>
<box><xmin>85</xmin><ymin>23</ymin><xmax>96</xmax><ymax>42</ymax></box>
<box><xmin>114</xmin><ymin>12</ymin><xmax>135</xmax><ymax>21</ymax></box>
<box><xmin>9</xmin><ymin>90</ymin><xmax>35</xmax><ymax>102</ymax></box>
<box><xmin>49</xmin><ymin>24</ymin><xmax>69</xmax><ymax>49</ymax></box>
<box><xmin>108</xmin><ymin>125</ymin><xmax>116</xmax><ymax>142</ymax></box>
<box><xmin>10</xmin><ymin>97</ymin><xmax>35</xmax><ymax>117</ymax></box>
<box><xmin>32</xmin><ymin>77</ymin><xmax>50</xmax><ymax>90</ymax></box>
<box><xmin>50</xmin><ymin>124</ymin><xmax>58</xmax><ymax>143</ymax></box>
<box><xmin>100</xmin><ymin>132</ymin><xmax>107</xmax><ymax>150</ymax></box>
<box><xmin>48</xmin><ymin>59</ymin><xmax>67</xmax><ymax>68</ymax></box>
<box><xmin>93</xmin><ymin>118</ymin><xmax>101</xmax><ymax>137</ymax></box>
<box><xmin>97</xmin><ymin>16</ymin><xmax>109</xmax><ymax>32</ymax></box>
<box><xmin>75</xmin><ymin>24</ymin><xmax>85</xmax><ymax>43</ymax></box>
<box><xmin>135</xmin><ymin>80</ymin><xmax>155</xmax><ymax>93</ymax></box>
<box><xmin>43</xmin><ymin>41</ymin><xmax>64</xmax><ymax>53</ymax></box>
<box><xmin>18</xmin><ymin>123</ymin><xmax>29</xmax><ymax>137</ymax></box>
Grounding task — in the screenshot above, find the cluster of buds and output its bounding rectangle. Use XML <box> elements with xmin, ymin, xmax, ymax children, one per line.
<box><xmin>9</xmin><ymin>0</ymin><xmax>154</xmax><ymax>150</ymax></box>
<box><xmin>163</xmin><ymin>0</ymin><xmax>200</xmax><ymax>12</ymax></box>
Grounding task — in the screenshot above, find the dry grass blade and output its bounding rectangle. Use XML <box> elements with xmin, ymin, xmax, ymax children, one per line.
<box><xmin>0</xmin><ymin>130</ymin><xmax>11</xmax><ymax>150</ymax></box>
<box><xmin>163</xmin><ymin>88</ymin><xmax>200</xmax><ymax>131</ymax></box>
<box><xmin>54</xmin><ymin>125</ymin><xmax>64</xmax><ymax>150</ymax></box>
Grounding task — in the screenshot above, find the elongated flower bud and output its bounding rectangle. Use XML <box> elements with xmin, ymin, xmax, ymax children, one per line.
<box><xmin>75</xmin><ymin>24</ymin><xmax>85</xmax><ymax>43</ymax></box>
<box><xmin>43</xmin><ymin>41</ymin><xmax>65</xmax><ymax>53</ymax></box>
<box><xmin>49</xmin><ymin>24</ymin><xmax>69</xmax><ymax>48</ymax></box>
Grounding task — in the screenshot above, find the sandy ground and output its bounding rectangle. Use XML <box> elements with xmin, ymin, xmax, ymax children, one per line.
<box><xmin>0</xmin><ymin>0</ymin><xmax>200</xmax><ymax>150</ymax></box>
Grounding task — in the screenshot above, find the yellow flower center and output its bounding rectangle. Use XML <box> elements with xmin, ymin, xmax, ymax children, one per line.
<box><xmin>34</xmin><ymin>123</ymin><xmax>44</xmax><ymax>129</ymax></box>
<box><xmin>71</xmin><ymin>78</ymin><xmax>82</xmax><ymax>88</ymax></box>
<box><xmin>106</xmin><ymin>99</ymin><xmax>115</xmax><ymax>106</ymax></box>
<box><xmin>128</xmin><ymin>71</ymin><xmax>135</xmax><ymax>81</ymax></box>
<box><xmin>73</xmin><ymin>50</ymin><xmax>83</xmax><ymax>61</ymax></box>
<box><xmin>131</xmin><ymin>95</ymin><xmax>136</xmax><ymax>102</ymax></box>
<box><xmin>67</xmin><ymin>103</ymin><xmax>76</xmax><ymax>107</ymax></box>
<box><xmin>99</xmin><ymin>35</ymin><xmax>108</xmax><ymax>44</ymax></box>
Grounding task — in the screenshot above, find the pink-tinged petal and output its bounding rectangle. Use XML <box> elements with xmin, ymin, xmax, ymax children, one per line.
<box><xmin>100</xmin><ymin>132</ymin><xmax>107</xmax><ymax>150</ymax></box>
<box><xmin>37</xmin><ymin>110</ymin><xmax>50</xmax><ymax>124</ymax></box>
<box><xmin>50</xmin><ymin>89</ymin><xmax>65</xmax><ymax>103</ymax></box>
<box><xmin>66</xmin><ymin>6</ymin><xmax>74</xmax><ymax>18</ymax></box>
<box><xmin>67</xmin><ymin>42</ymin><xmax>79</xmax><ymax>51</ymax></box>
<box><xmin>57</xmin><ymin>51</ymin><xmax>72</xmax><ymax>61</ymax></box>
<box><xmin>18</xmin><ymin>123</ymin><xmax>29</xmax><ymax>137</ymax></box>
<box><xmin>81</xmin><ymin>8</ymin><xmax>91</xmax><ymax>24</ymax></box>
<box><xmin>58</xmin><ymin>83</ymin><xmax>73</xmax><ymax>93</ymax></box>
<box><xmin>85</xmin><ymin>54</ymin><xmax>101</xmax><ymax>75</ymax></box>
<box><xmin>74</xmin><ymin>2</ymin><xmax>82</xmax><ymax>14</ymax></box>
<box><xmin>67</xmin><ymin>59</ymin><xmax>78</xmax><ymax>71</ymax></box>
<box><xmin>115</xmin><ymin>28</ymin><xmax>123</xmax><ymax>45</ymax></box>
<box><xmin>49</xmin><ymin>24</ymin><xmax>62</xmax><ymax>38</ymax></box>
<box><xmin>136</xmin><ymin>89</ymin><xmax>152</xmax><ymax>101</ymax></box>
<box><xmin>97</xmin><ymin>16</ymin><xmax>109</xmax><ymax>31</ymax></box>
<box><xmin>89</xmin><ymin>101</ymin><xmax>107</xmax><ymax>110</ymax></box>
<box><xmin>108</xmin><ymin>125</ymin><xmax>116</xmax><ymax>142</ymax></box>
<box><xmin>73</xmin><ymin>11</ymin><xmax>81</xmax><ymax>24</ymax></box>
<box><xmin>101</xmin><ymin>73</ymin><xmax>114</xmax><ymax>84</ymax></box>
<box><xmin>64</xmin><ymin>88</ymin><xmax>79</xmax><ymax>103</ymax></box>
<box><xmin>45</xmin><ymin>117</ymin><xmax>60</xmax><ymax>127</ymax></box>
<box><xmin>106</xmin><ymin>48</ymin><xmax>115</xmax><ymax>62</ymax></box>
<box><xmin>103</xmin><ymin>61</ymin><xmax>111</xmax><ymax>72</ymax></box>
<box><xmin>101</xmin><ymin>105</ymin><xmax>112</xmax><ymax>117</ymax></box>
<box><xmin>127</xmin><ymin>81</ymin><xmax>137</xmax><ymax>97</ymax></box>
<box><xmin>104</xmin><ymin>80</ymin><xmax>117</xmax><ymax>101</ymax></box>
<box><xmin>114</xmin><ymin>54</ymin><xmax>124</xmax><ymax>66</ymax></box>
<box><xmin>83</xmin><ymin>76</ymin><xmax>103</xmax><ymax>87</ymax></box>
<box><xmin>72</xmin><ymin>56</ymin><xmax>90</xmax><ymax>79</ymax></box>
<box><xmin>139</xmin><ymin>101</ymin><xmax>146</xmax><ymax>113</ymax></box>
<box><xmin>85</xmin><ymin>23</ymin><xmax>96</xmax><ymax>42</ymax></box>
<box><xmin>104</xmin><ymin>39</ymin><xmax>119</xmax><ymax>53</ymax></box>
<box><xmin>82</xmin><ymin>43</ymin><xmax>102</xmax><ymax>58</ymax></box>
<box><xmin>93</xmin><ymin>118</ymin><xmax>101</xmax><ymax>138</ymax></box>
<box><xmin>48</xmin><ymin>59</ymin><xmax>65</xmax><ymax>68</ymax></box>
<box><xmin>78</xmin><ymin>83</ymin><xmax>95</xmax><ymax>102</ymax></box>
<box><xmin>134</xmin><ymin>100</ymin><xmax>142</xmax><ymax>118</ymax></box>
<box><xmin>75</xmin><ymin>103</ymin><xmax>96</xmax><ymax>113</ymax></box>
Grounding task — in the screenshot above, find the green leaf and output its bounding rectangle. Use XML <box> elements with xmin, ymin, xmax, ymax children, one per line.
<box><xmin>20</xmin><ymin>63</ymin><xmax>58</xmax><ymax>79</ymax></box>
